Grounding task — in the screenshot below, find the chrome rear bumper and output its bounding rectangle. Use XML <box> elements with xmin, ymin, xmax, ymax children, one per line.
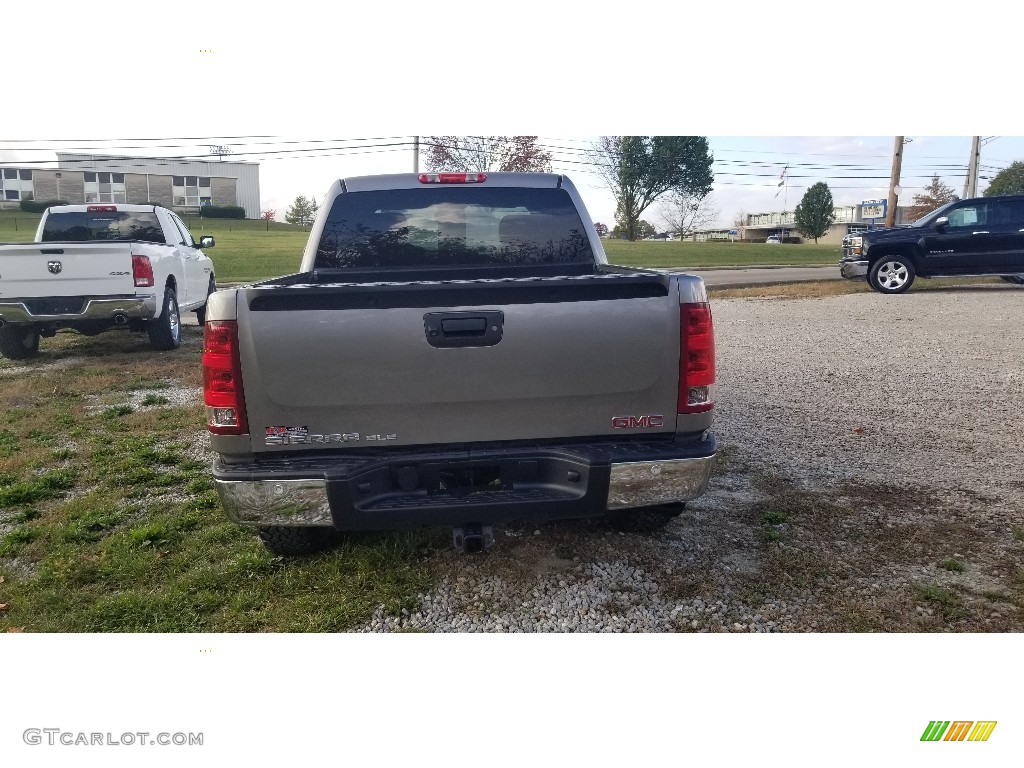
<box><xmin>215</xmin><ymin>454</ymin><xmax>716</xmax><ymax>528</ymax></box>
<box><xmin>0</xmin><ymin>295</ymin><xmax>156</xmax><ymax>324</ymax></box>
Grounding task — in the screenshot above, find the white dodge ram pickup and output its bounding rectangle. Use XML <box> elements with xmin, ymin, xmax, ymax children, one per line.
<box><xmin>0</xmin><ymin>204</ymin><xmax>217</xmax><ymax>359</ymax></box>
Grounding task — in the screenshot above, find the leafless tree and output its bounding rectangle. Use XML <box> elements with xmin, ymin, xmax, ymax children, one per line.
<box><xmin>424</xmin><ymin>136</ymin><xmax>552</xmax><ymax>172</ymax></box>
<box><xmin>657</xmin><ymin>192</ymin><xmax>720</xmax><ymax>239</ymax></box>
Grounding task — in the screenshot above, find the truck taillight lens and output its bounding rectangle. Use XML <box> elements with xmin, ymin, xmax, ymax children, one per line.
<box><xmin>679</xmin><ymin>303</ymin><xmax>715</xmax><ymax>413</ymax></box>
<box><xmin>203</xmin><ymin>321</ymin><xmax>248</xmax><ymax>435</ymax></box>
<box><xmin>132</xmin><ymin>254</ymin><xmax>154</xmax><ymax>287</ymax></box>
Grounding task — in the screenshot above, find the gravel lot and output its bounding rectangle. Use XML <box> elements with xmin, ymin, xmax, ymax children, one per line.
<box><xmin>361</xmin><ymin>284</ymin><xmax>1024</xmax><ymax>632</ymax></box>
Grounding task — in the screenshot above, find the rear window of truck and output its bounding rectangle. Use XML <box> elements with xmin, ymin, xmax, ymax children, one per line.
<box><xmin>41</xmin><ymin>211</ymin><xmax>165</xmax><ymax>244</ymax></box>
<box><xmin>314</xmin><ymin>187</ymin><xmax>595</xmax><ymax>270</ymax></box>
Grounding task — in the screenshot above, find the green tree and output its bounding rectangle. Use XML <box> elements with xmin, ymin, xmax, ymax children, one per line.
<box><xmin>983</xmin><ymin>160</ymin><xmax>1024</xmax><ymax>197</ymax></box>
<box><xmin>793</xmin><ymin>182</ymin><xmax>835</xmax><ymax>243</ymax></box>
<box><xmin>611</xmin><ymin>217</ymin><xmax>655</xmax><ymax>239</ymax></box>
<box><xmin>906</xmin><ymin>175</ymin><xmax>958</xmax><ymax>221</ymax></box>
<box><xmin>284</xmin><ymin>195</ymin><xmax>319</xmax><ymax>227</ymax></box>
<box><xmin>590</xmin><ymin>136</ymin><xmax>714</xmax><ymax>241</ymax></box>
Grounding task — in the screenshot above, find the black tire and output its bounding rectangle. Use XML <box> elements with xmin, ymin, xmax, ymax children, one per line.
<box><xmin>1000</xmin><ymin>275</ymin><xmax>1024</xmax><ymax>285</ymax></box>
<box><xmin>148</xmin><ymin>286</ymin><xmax>181</xmax><ymax>350</ymax></box>
<box><xmin>868</xmin><ymin>255</ymin><xmax>915</xmax><ymax>294</ymax></box>
<box><xmin>257</xmin><ymin>526</ymin><xmax>335</xmax><ymax>556</ymax></box>
<box><xmin>195</xmin><ymin>277</ymin><xmax>217</xmax><ymax>326</ymax></box>
<box><xmin>0</xmin><ymin>325</ymin><xmax>41</xmax><ymax>360</ymax></box>
<box><xmin>607</xmin><ymin>503</ymin><xmax>684</xmax><ymax>533</ymax></box>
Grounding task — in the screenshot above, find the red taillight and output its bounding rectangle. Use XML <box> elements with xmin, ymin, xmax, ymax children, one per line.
<box><xmin>678</xmin><ymin>303</ymin><xmax>715</xmax><ymax>414</ymax></box>
<box><xmin>132</xmin><ymin>254</ymin><xmax>154</xmax><ymax>287</ymax></box>
<box><xmin>87</xmin><ymin>205</ymin><xmax>117</xmax><ymax>212</ymax></box>
<box><xmin>203</xmin><ymin>321</ymin><xmax>248</xmax><ymax>435</ymax></box>
<box><xmin>418</xmin><ymin>173</ymin><xmax>487</xmax><ymax>184</ymax></box>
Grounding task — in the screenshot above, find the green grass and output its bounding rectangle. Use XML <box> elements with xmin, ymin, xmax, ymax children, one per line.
<box><xmin>915</xmin><ymin>584</ymin><xmax>971</xmax><ymax>622</ymax></box>
<box><xmin>0</xmin><ymin>209</ymin><xmax>42</xmax><ymax>241</ymax></box>
<box><xmin>1</xmin><ymin>209</ymin><xmax>840</xmax><ymax>284</ymax></box>
<box><xmin>602</xmin><ymin>239</ymin><xmax>840</xmax><ymax>270</ymax></box>
<box><xmin>0</xmin><ymin>328</ymin><xmax>440</xmax><ymax>632</ymax></box>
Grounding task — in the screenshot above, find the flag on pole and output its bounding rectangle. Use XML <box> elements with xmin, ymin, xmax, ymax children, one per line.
<box><xmin>774</xmin><ymin>164</ymin><xmax>789</xmax><ymax>198</ymax></box>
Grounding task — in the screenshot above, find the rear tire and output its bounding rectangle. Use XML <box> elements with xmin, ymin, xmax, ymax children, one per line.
<box><xmin>195</xmin><ymin>277</ymin><xmax>217</xmax><ymax>326</ymax></box>
<box><xmin>0</xmin><ymin>325</ymin><xmax>41</xmax><ymax>360</ymax></box>
<box><xmin>257</xmin><ymin>526</ymin><xmax>335</xmax><ymax>556</ymax></box>
<box><xmin>869</xmin><ymin>255</ymin><xmax>915</xmax><ymax>294</ymax></box>
<box><xmin>607</xmin><ymin>503</ymin><xmax>684</xmax><ymax>533</ymax></box>
<box><xmin>148</xmin><ymin>286</ymin><xmax>181</xmax><ymax>350</ymax></box>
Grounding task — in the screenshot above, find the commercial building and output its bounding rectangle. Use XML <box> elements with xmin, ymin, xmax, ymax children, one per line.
<box><xmin>734</xmin><ymin>203</ymin><xmax>911</xmax><ymax>245</ymax></box>
<box><xmin>0</xmin><ymin>153</ymin><xmax>261</xmax><ymax>219</ymax></box>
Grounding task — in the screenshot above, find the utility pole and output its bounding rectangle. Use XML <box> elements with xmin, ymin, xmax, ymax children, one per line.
<box><xmin>963</xmin><ymin>136</ymin><xmax>981</xmax><ymax>198</ymax></box>
<box><xmin>885</xmin><ymin>136</ymin><xmax>905</xmax><ymax>228</ymax></box>
<box><xmin>413</xmin><ymin>136</ymin><xmax>419</xmax><ymax>173</ymax></box>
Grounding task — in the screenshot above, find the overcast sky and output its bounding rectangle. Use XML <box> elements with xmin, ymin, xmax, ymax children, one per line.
<box><xmin>4</xmin><ymin>5</ymin><xmax>1020</xmax><ymax>231</ymax></box>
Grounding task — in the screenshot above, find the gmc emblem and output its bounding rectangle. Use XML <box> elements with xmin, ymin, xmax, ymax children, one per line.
<box><xmin>612</xmin><ymin>415</ymin><xmax>665</xmax><ymax>429</ymax></box>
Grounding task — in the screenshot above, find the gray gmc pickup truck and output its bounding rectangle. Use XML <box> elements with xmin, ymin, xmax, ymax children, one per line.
<box><xmin>203</xmin><ymin>172</ymin><xmax>717</xmax><ymax>554</ymax></box>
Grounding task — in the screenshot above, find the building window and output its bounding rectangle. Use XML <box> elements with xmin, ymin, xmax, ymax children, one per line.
<box><xmin>172</xmin><ymin>176</ymin><xmax>212</xmax><ymax>207</ymax></box>
<box><xmin>83</xmin><ymin>171</ymin><xmax>127</xmax><ymax>203</ymax></box>
<box><xmin>1</xmin><ymin>168</ymin><xmax>34</xmax><ymax>201</ymax></box>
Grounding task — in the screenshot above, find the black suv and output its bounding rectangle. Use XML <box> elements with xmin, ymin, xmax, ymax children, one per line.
<box><xmin>840</xmin><ymin>195</ymin><xmax>1024</xmax><ymax>294</ymax></box>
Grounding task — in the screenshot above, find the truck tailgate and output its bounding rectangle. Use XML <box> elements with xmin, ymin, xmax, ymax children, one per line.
<box><xmin>0</xmin><ymin>242</ymin><xmax>137</xmax><ymax>297</ymax></box>
<box><xmin>237</xmin><ymin>274</ymin><xmax>681</xmax><ymax>451</ymax></box>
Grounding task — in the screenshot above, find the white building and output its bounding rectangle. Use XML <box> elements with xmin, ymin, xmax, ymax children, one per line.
<box><xmin>1</xmin><ymin>153</ymin><xmax>261</xmax><ymax>219</ymax></box>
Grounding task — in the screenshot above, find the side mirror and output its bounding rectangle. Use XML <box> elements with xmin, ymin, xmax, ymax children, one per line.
<box><xmin>934</xmin><ymin>216</ymin><xmax>949</xmax><ymax>230</ymax></box>
<box><xmin>199</xmin><ymin>235</ymin><xmax>215</xmax><ymax>248</ymax></box>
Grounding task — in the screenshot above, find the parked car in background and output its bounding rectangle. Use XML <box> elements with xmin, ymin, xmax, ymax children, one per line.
<box><xmin>840</xmin><ymin>195</ymin><xmax>1024</xmax><ymax>293</ymax></box>
<box><xmin>0</xmin><ymin>204</ymin><xmax>217</xmax><ymax>358</ymax></box>
<box><xmin>765</xmin><ymin>235</ymin><xmax>781</xmax><ymax>244</ymax></box>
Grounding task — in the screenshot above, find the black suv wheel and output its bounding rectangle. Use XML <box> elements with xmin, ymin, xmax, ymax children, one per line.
<box><xmin>869</xmin><ymin>256</ymin><xmax>915</xmax><ymax>294</ymax></box>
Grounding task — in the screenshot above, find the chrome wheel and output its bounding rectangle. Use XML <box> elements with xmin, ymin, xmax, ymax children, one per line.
<box><xmin>876</xmin><ymin>260</ymin><xmax>909</xmax><ymax>290</ymax></box>
<box><xmin>168</xmin><ymin>292</ymin><xmax>180</xmax><ymax>343</ymax></box>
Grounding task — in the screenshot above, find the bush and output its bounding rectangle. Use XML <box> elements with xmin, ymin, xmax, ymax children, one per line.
<box><xmin>198</xmin><ymin>205</ymin><xmax>245</xmax><ymax>220</ymax></box>
<box><xmin>20</xmin><ymin>199</ymin><xmax>68</xmax><ymax>213</ymax></box>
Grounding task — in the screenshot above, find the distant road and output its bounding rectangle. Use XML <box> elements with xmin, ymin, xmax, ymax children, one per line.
<box><xmin>683</xmin><ymin>265</ymin><xmax>842</xmax><ymax>287</ymax></box>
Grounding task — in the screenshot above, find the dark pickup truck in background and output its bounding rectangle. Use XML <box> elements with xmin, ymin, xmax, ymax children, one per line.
<box><xmin>203</xmin><ymin>172</ymin><xmax>717</xmax><ymax>554</ymax></box>
<box><xmin>840</xmin><ymin>194</ymin><xmax>1024</xmax><ymax>293</ymax></box>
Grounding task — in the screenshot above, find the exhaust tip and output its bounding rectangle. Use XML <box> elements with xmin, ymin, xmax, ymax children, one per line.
<box><xmin>113</xmin><ymin>313</ymin><xmax>128</xmax><ymax>326</ymax></box>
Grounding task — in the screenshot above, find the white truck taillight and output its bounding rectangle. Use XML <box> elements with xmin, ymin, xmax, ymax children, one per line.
<box><xmin>203</xmin><ymin>321</ymin><xmax>248</xmax><ymax>435</ymax></box>
<box><xmin>132</xmin><ymin>254</ymin><xmax>154</xmax><ymax>287</ymax></box>
<box><xmin>678</xmin><ymin>303</ymin><xmax>715</xmax><ymax>413</ymax></box>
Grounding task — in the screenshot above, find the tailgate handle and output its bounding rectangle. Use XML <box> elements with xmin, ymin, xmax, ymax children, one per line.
<box><xmin>40</xmin><ymin>248</ymin><xmax>65</xmax><ymax>254</ymax></box>
<box><xmin>424</xmin><ymin>311</ymin><xmax>504</xmax><ymax>348</ymax></box>
<box><xmin>442</xmin><ymin>317</ymin><xmax>487</xmax><ymax>335</ymax></box>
